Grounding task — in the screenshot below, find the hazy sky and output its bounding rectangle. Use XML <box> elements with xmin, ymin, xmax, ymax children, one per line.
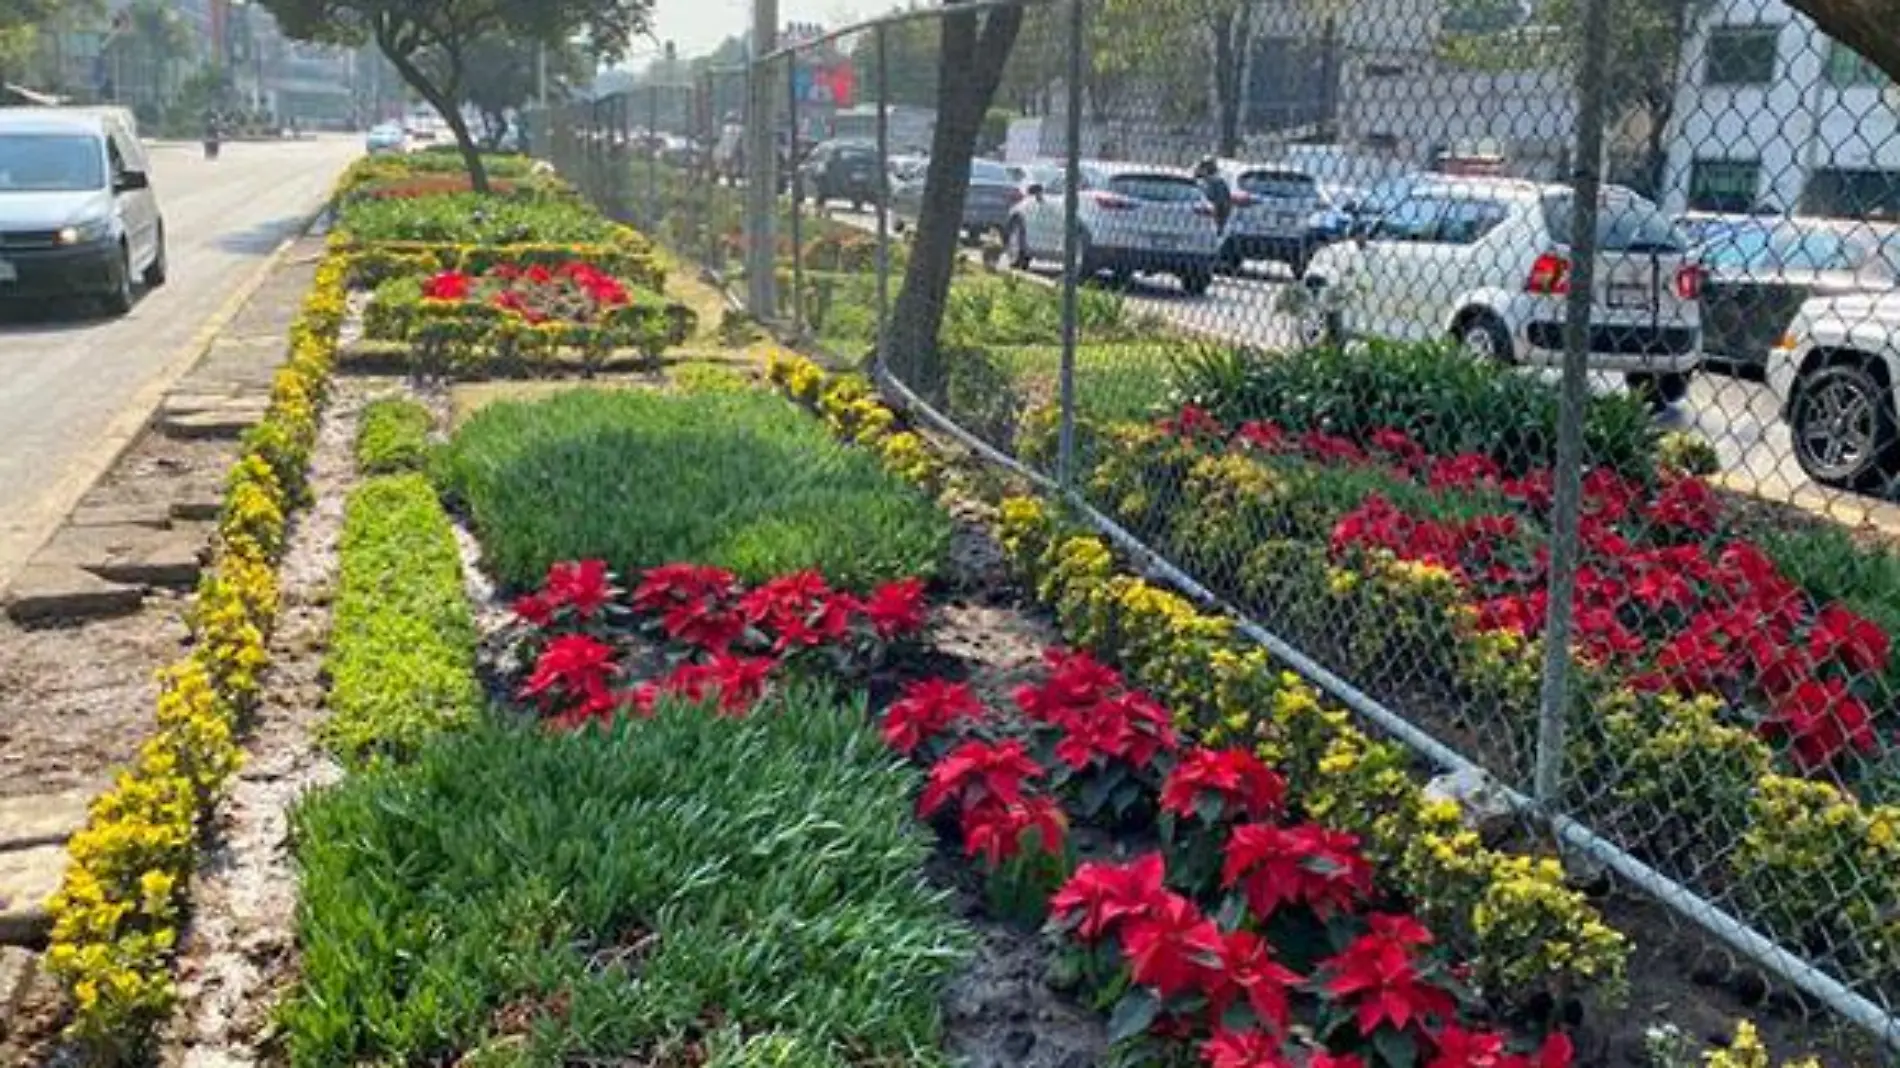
<box><xmin>649</xmin><ymin>0</ymin><xmax>868</xmax><ymax>58</ymax></box>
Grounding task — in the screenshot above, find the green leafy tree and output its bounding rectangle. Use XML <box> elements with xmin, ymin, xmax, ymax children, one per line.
<box><xmin>1</xmin><ymin>0</ymin><xmax>97</xmax><ymax>91</ymax></box>
<box><xmin>463</xmin><ymin>35</ymin><xmax>585</xmax><ymax>148</ymax></box>
<box><xmin>254</xmin><ymin>0</ymin><xmax>652</xmax><ymax>190</ymax></box>
<box><xmin>124</xmin><ymin>0</ymin><xmax>195</xmax><ymax>112</ymax></box>
<box><xmin>850</xmin><ymin>14</ymin><xmax>940</xmax><ymax>110</ymax></box>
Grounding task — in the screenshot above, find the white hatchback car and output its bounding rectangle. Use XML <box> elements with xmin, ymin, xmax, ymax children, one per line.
<box><xmin>1006</xmin><ymin>161</ymin><xmax>1222</xmax><ymax>295</ymax></box>
<box><xmin>1292</xmin><ymin>176</ymin><xmax>1705</xmax><ymax>403</ymax></box>
<box><xmin>1767</xmin><ymin>290</ymin><xmax>1900</xmax><ymax>491</ymax></box>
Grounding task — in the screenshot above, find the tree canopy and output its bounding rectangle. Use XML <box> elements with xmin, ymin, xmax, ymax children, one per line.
<box><xmin>255</xmin><ymin>0</ymin><xmax>653</xmax><ymax>189</ymax></box>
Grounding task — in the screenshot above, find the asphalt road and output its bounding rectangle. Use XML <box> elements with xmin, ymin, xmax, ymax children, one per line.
<box><xmin>0</xmin><ymin>136</ymin><xmax>360</xmax><ymax>580</ymax></box>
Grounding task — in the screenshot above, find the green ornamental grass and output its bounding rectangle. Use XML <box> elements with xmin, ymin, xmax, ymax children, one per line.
<box><xmin>354</xmin><ymin>397</ymin><xmax>436</xmax><ymax>475</ymax></box>
<box><xmin>283</xmin><ymin>688</ymin><xmax>967</xmax><ymax>1067</ymax></box>
<box><xmin>435</xmin><ymin>388</ymin><xmax>949</xmax><ymax>591</ymax></box>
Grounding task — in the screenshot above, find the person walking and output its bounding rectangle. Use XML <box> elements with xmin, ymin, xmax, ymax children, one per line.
<box><xmin>1195</xmin><ymin>155</ymin><xmax>1233</xmax><ymax>232</ymax></box>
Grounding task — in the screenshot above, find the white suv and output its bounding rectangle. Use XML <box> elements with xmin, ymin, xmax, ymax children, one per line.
<box><xmin>1767</xmin><ymin>290</ymin><xmax>1900</xmax><ymax>491</ymax></box>
<box><xmin>1006</xmin><ymin>161</ymin><xmax>1222</xmax><ymax>296</ymax></box>
<box><xmin>1290</xmin><ymin>177</ymin><xmax>1704</xmax><ymax>403</ymax></box>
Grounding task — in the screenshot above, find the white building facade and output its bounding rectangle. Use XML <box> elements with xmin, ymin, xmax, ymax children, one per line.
<box><xmin>1661</xmin><ymin>0</ymin><xmax>1900</xmax><ymax>219</ymax></box>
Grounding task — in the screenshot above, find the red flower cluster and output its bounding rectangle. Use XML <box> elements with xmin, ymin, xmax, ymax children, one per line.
<box><xmin>881</xmin><ymin>678</ymin><xmax>989</xmax><ymax>755</ymax></box>
<box><xmin>1223</xmin><ymin>823</ymin><xmax>1373</xmax><ymax>919</ymax></box>
<box><xmin>515</xmin><ymin>560</ymin><xmax>930</xmax><ymax>731</ymax></box>
<box><xmin>1015</xmin><ymin>649</ymin><xmax>1180</xmax><ymax>771</ymax></box>
<box><xmin>1161</xmin><ymin>748</ymin><xmax>1286</xmax><ymax>824</ymax></box>
<box><xmin>420</xmin><ymin>261</ymin><xmax>633</xmax><ymax>325</ymax></box>
<box><xmin>918</xmin><ymin>739</ymin><xmax>1066</xmax><ymax>868</ymax></box>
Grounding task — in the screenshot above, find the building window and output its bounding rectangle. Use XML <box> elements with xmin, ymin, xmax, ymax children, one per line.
<box><xmin>1824</xmin><ymin>40</ymin><xmax>1890</xmax><ymax>88</ymax></box>
<box><xmin>1688</xmin><ymin>159</ymin><xmax>1761</xmax><ymax>213</ymax></box>
<box><xmin>1802</xmin><ymin>168</ymin><xmax>1900</xmax><ymax>221</ymax></box>
<box><xmin>1705</xmin><ymin>26</ymin><xmax>1781</xmax><ymax>85</ymax></box>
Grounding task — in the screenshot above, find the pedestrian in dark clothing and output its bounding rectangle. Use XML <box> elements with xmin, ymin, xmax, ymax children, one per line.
<box><xmin>1196</xmin><ymin>155</ymin><xmax>1233</xmax><ymax>231</ymax></box>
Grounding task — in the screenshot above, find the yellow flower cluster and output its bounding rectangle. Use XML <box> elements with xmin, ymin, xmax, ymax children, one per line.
<box><xmin>1701</xmin><ymin>1021</ymin><xmax>1820</xmax><ymax>1068</ymax></box>
<box><xmin>764</xmin><ymin>351</ymin><xmax>943</xmax><ymax>491</ymax></box>
<box><xmin>995</xmin><ymin>494</ymin><xmax>1629</xmax><ymax>1006</ymax></box>
<box><xmin>43</xmin><ymin>238</ymin><xmax>348</xmax><ymax>1062</ymax></box>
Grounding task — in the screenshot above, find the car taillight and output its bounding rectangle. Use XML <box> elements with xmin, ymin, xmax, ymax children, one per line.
<box><xmin>1007</xmin><ymin>186</ymin><xmax>1024</xmax><ymax>204</ymax></box>
<box><xmin>1193</xmin><ymin>203</ymin><xmax>1216</xmax><ymax>216</ymax></box>
<box><xmin>1525</xmin><ymin>251</ymin><xmax>1570</xmax><ymax>295</ymax></box>
<box><xmin>1090</xmin><ymin>191</ymin><xmax>1138</xmax><ymax>211</ymax></box>
<box><xmin>1231</xmin><ymin>190</ymin><xmax>1257</xmax><ymax>207</ymax></box>
<box><xmin>1675</xmin><ymin>263</ymin><xmax>1705</xmax><ymax>300</ymax></box>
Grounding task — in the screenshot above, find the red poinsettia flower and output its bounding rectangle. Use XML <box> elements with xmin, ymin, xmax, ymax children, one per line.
<box><xmin>1367</xmin><ymin>427</ymin><xmax>1425</xmax><ymax>467</ymax></box>
<box><xmin>1200</xmin><ymin>1028</ymin><xmax>1295</xmax><ymax>1068</ymax></box>
<box><xmin>522</xmin><ymin>633</ymin><xmax>618</xmax><ymax>702</ymax></box>
<box><xmin>960</xmin><ymin>795</ymin><xmax>1067</xmax><ymax>868</ymax></box>
<box><xmin>545</xmin><ymin>679</ymin><xmax>635</xmax><ymax>732</ymax></box>
<box><xmin>1015</xmin><ymin>648</ymin><xmax>1124</xmax><ymax>724</ymax></box>
<box><xmin>543</xmin><ymin>559</ymin><xmax>615</xmax><ymax>619</ymax></box>
<box><xmin>1425</xmin><ymin>452</ymin><xmax>1501</xmax><ymax>491</ymax></box>
<box><xmin>632</xmin><ymin>562</ymin><xmax>738</xmax><ymax>613</ymax></box>
<box><xmin>525</xmin><ymin>263</ymin><xmax>555</xmax><ymax>285</ymax></box>
<box><xmin>1628</xmin><ymin>556</ymin><xmax>1698</xmax><ymax>611</ymax></box>
<box><xmin>862</xmin><ymin>577</ymin><xmax>929</xmax><ymax>638</ymax></box>
<box><xmin>1160</xmin><ymin>404</ymin><xmax>1224</xmax><ymax>439</ymax></box>
<box><xmin>1119</xmin><ymin>891</ymin><xmax>1225</xmax><ymax>999</ymax></box>
<box><xmin>1762</xmin><ymin>677</ymin><xmax>1877</xmax><ymax>769</ymax></box>
<box><xmin>1319</xmin><ymin>929</ymin><xmax>1456</xmax><ymax>1037</ymax></box>
<box><xmin>880</xmin><ymin>678</ymin><xmax>989</xmax><ymax>755</ymax></box>
<box><xmin>1580</xmin><ymin>466</ymin><xmax>1638</xmax><ymax>522</ymax></box>
<box><xmin>741</xmin><ymin>571</ymin><xmax>855</xmax><ymax>651</ymax></box>
<box><xmin>1809</xmin><ymin>603</ymin><xmax>1892</xmax><ymax>676</ymax></box>
<box><xmin>1647</xmin><ymin>476</ymin><xmax>1722</xmax><ymax>535</ymax></box>
<box><xmin>918</xmin><ymin>739</ymin><xmax>1044</xmax><ymax>818</ymax></box>
<box><xmin>1049</xmin><ymin>853</ymin><xmax>1169</xmax><ymax>942</ymax></box>
<box><xmin>1222</xmin><ymin>823</ymin><xmax>1373</xmax><ymax>919</ymax></box>
<box><xmin>512</xmin><ymin>592</ymin><xmax>555</xmax><ymax>628</ymax></box>
<box><xmin>422</xmin><ymin>269</ymin><xmax>473</xmax><ymax>301</ymax></box>
<box><xmin>629</xmin><ymin>653</ymin><xmax>775</xmax><ymax>718</ymax></box>
<box><xmin>1301</xmin><ymin>429</ymin><xmax>1367</xmax><ymax>466</ymax></box>
<box><xmin>1501</xmin><ymin>468</ymin><xmax>1555</xmax><ymax>512</ymax></box>
<box><xmin>1203</xmin><ymin>929</ymin><xmax>1301</xmax><ymax>1030</ymax></box>
<box><xmin>1233</xmin><ymin>420</ymin><xmax>1290</xmax><ymax>453</ymax></box>
<box><xmin>1736</xmin><ymin>630</ymin><xmax>1812</xmax><ymax>697</ymax></box>
<box><xmin>1053</xmin><ymin>690</ymin><xmax>1179</xmax><ymax>770</ymax></box>
<box><xmin>1425</xmin><ymin>1024</ymin><xmax>1509</xmax><ymax>1068</ymax></box>
<box><xmin>1161</xmin><ymin>748</ymin><xmax>1286</xmax><ymax>823</ymax></box>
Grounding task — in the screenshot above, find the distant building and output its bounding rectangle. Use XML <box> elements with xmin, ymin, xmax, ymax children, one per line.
<box><xmin>1661</xmin><ymin>0</ymin><xmax>1900</xmax><ymax>219</ymax></box>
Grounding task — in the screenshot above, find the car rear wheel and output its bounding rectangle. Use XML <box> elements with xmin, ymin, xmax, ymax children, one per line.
<box><xmin>1456</xmin><ymin>312</ymin><xmax>1512</xmax><ymax>364</ymax></box>
<box><xmin>1789</xmin><ymin>361</ymin><xmax>1900</xmax><ymax>490</ymax></box>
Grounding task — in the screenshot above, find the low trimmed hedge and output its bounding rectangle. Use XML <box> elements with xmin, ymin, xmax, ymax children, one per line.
<box><xmin>354</xmin><ymin>398</ymin><xmax>435</xmax><ymax>475</ymax></box>
<box><xmin>336</xmin><ymin>236</ymin><xmax>665</xmax><ymax>293</ymax></box>
<box><xmin>283</xmin><ymin>688</ymin><xmax>966</xmax><ymax>1066</ymax></box>
<box><xmin>360</xmin><ymin>274</ymin><xmax>695</xmax><ymax>373</ymax></box>
<box><xmin>335</xmin><ymin>190</ymin><xmax>619</xmax><ymax>247</ymax></box>
<box><xmin>435</xmin><ymin>388</ymin><xmax>950</xmax><ymax>592</ymax></box>
<box><xmin>321</xmin><ymin>473</ymin><xmax>480</xmax><ymax>766</ymax></box>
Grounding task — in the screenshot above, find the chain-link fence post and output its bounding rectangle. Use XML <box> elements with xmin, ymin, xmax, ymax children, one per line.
<box><xmin>874</xmin><ymin>23</ymin><xmax>891</xmax><ymax>374</ymax></box>
<box><xmin>647</xmin><ymin>85</ymin><xmax>661</xmax><ymax>231</ymax></box>
<box><xmin>786</xmin><ymin>53</ymin><xmax>804</xmax><ymax>337</ymax></box>
<box><xmin>1054</xmin><ymin>0</ymin><xmax>1087</xmax><ymax>492</ymax></box>
<box><xmin>617</xmin><ymin>92</ymin><xmax>634</xmax><ymax>221</ymax></box>
<box><xmin>745</xmin><ymin>30</ymin><xmax>779</xmax><ymax>320</ymax></box>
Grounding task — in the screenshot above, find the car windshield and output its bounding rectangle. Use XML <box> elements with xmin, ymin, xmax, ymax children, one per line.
<box><xmin>971</xmin><ymin>160</ymin><xmax>1011</xmax><ymax>184</ymax></box>
<box><xmin>1541</xmin><ymin>191</ymin><xmax>1685</xmax><ymax>253</ymax></box>
<box><xmin>1108</xmin><ymin>173</ymin><xmax>1203</xmax><ymax>202</ymax></box>
<box><xmin>1701</xmin><ymin>223</ymin><xmax>1878</xmax><ymax>273</ymax></box>
<box><xmin>0</xmin><ymin>132</ymin><xmax>106</xmax><ymax>192</ymax></box>
<box><xmin>1236</xmin><ymin>171</ymin><xmax>1317</xmax><ymax>199</ymax></box>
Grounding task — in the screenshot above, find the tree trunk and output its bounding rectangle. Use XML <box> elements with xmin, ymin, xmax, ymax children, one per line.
<box><xmin>885</xmin><ymin>2</ymin><xmax>1024</xmax><ymax>400</ymax></box>
<box><xmin>1784</xmin><ymin>0</ymin><xmax>1900</xmax><ymax>86</ymax></box>
<box><xmin>1212</xmin><ymin>7</ymin><xmax>1249</xmax><ymax>157</ymax></box>
<box><xmin>386</xmin><ymin>48</ymin><xmax>489</xmax><ymax>193</ymax></box>
<box><xmin>1640</xmin><ymin>0</ymin><xmax>1694</xmax><ymax>201</ymax></box>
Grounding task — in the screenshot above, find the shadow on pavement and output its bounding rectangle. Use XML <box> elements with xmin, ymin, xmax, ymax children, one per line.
<box><xmin>215</xmin><ymin>216</ymin><xmax>310</xmax><ymax>256</ymax></box>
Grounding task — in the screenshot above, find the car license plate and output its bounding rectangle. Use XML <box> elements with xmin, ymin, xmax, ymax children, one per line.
<box><xmin>1607</xmin><ymin>282</ymin><xmax>1651</xmax><ymax>310</ymax></box>
<box><xmin>0</xmin><ymin>259</ymin><xmax>15</xmax><ymax>283</ymax></box>
<box><xmin>1150</xmin><ymin>232</ymin><xmax>1179</xmax><ymax>249</ymax></box>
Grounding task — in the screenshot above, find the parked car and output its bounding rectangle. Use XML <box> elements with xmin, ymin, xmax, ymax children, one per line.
<box><xmin>1293</xmin><ymin>176</ymin><xmax>1703</xmax><ymax>404</ymax></box>
<box><xmin>1215</xmin><ymin>162</ymin><xmax>1330</xmax><ymax>276</ymax></box>
<box><xmin>1768</xmin><ymin>290</ymin><xmax>1900</xmax><ymax>490</ymax></box>
<box><xmin>1006</xmin><ymin>161</ymin><xmax>1221</xmax><ymax>295</ymax></box>
<box><xmin>0</xmin><ymin>106</ymin><xmax>166</xmax><ymax>315</ymax></box>
<box><xmin>1688</xmin><ymin>215</ymin><xmax>1899</xmax><ymax>373</ymax></box>
<box><xmin>891</xmin><ymin>158</ymin><xmax>1024</xmax><ymax>240</ymax></box>
<box><xmin>799</xmin><ymin>138</ymin><xmax>881</xmax><ymax>209</ymax></box>
<box><xmin>365</xmin><ymin>122</ymin><xmax>405</xmax><ymax>155</ymax></box>
<box><xmin>1340</xmin><ymin>171</ymin><xmax>1427</xmax><ymax>237</ymax></box>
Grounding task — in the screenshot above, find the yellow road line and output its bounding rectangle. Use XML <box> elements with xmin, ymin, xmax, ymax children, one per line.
<box><xmin>0</xmin><ymin>227</ymin><xmax>307</xmax><ymax>593</ymax></box>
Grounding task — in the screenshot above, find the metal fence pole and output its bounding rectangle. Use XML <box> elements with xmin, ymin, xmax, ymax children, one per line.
<box><xmin>744</xmin><ymin>17</ymin><xmax>779</xmax><ymax>319</ymax></box>
<box><xmin>1055</xmin><ymin>0</ymin><xmax>1086</xmax><ymax>491</ymax></box>
<box><xmin>787</xmin><ymin>54</ymin><xmax>804</xmax><ymax>336</ymax></box>
<box><xmin>648</xmin><ymin>85</ymin><xmax>661</xmax><ymax>230</ymax></box>
<box><xmin>874</xmin><ymin>24</ymin><xmax>892</xmax><ymax>374</ymax></box>
<box><xmin>618</xmin><ymin>93</ymin><xmax>633</xmax><ymax>220</ymax></box>
<box><xmin>1533</xmin><ymin>0</ymin><xmax>1613</xmax><ymax>809</ymax></box>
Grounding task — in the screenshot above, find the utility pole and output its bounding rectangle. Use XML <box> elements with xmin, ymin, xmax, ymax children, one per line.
<box><xmin>744</xmin><ymin>0</ymin><xmax>778</xmax><ymax>317</ymax></box>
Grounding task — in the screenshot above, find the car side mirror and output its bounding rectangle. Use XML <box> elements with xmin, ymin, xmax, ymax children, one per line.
<box><xmin>1025</xmin><ymin>183</ymin><xmax>1044</xmax><ymax>198</ymax></box>
<box><xmin>114</xmin><ymin>170</ymin><xmax>149</xmax><ymax>192</ymax></box>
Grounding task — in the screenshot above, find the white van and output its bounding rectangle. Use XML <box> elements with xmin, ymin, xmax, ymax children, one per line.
<box><xmin>0</xmin><ymin>106</ymin><xmax>166</xmax><ymax>315</ymax></box>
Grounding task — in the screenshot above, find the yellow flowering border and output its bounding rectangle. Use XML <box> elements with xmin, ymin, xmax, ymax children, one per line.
<box><xmin>40</xmin><ymin>246</ymin><xmax>349</xmax><ymax>1063</ymax></box>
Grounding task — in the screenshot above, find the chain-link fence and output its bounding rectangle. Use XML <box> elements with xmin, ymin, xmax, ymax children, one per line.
<box><xmin>541</xmin><ymin>0</ymin><xmax>1900</xmax><ymax>1056</ymax></box>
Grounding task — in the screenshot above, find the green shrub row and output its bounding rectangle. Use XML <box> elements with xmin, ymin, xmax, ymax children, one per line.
<box><xmin>435</xmin><ymin>388</ymin><xmax>950</xmax><ymax>591</ymax></box>
<box><xmin>283</xmin><ymin>687</ymin><xmax>965</xmax><ymax>1067</ymax></box>
<box><xmin>336</xmin><ymin>191</ymin><xmax>622</xmax><ymax>247</ymax></box>
<box><xmin>321</xmin><ymin>473</ymin><xmax>480</xmax><ymax>766</ymax></box>
<box><xmin>354</xmin><ymin>398</ymin><xmax>435</xmax><ymax>475</ymax></box>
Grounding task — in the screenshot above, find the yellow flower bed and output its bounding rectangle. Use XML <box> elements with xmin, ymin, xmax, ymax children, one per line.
<box><xmin>41</xmin><ymin>248</ymin><xmax>348</xmax><ymax>1063</ymax></box>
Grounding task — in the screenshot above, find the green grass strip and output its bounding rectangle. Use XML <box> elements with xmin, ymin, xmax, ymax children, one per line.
<box><xmin>435</xmin><ymin>388</ymin><xmax>949</xmax><ymax>591</ymax></box>
<box><xmin>282</xmin><ymin>687</ymin><xmax>966</xmax><ymax>1067</ymax></box>
<box><xmin>354</xmin><ymin>397</ymin><xmax>435</xmax><ymax>475</ymax></box>
<box><xmin>321</xmin><ymin>473</ymin><xmax>480</xmax><ymax>765</ymax></box>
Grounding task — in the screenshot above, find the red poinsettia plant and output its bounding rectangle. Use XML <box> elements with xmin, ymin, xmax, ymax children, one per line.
<box><xmin>1153</xmin><ymin>403</ymin><xmax>1893</xmax><ymax>778</ymax></box>
<box><xmin>510</xmin><ymin>559</ymin><xmax>930</xmax><ymax>731</ymax></box>
<box><xmin>421</xmin><ymin>261</ymin><xmax>634</xmax><ymax>325</ymax></box>
<box><xmin>1014</xmin><ymin>648</ymin><xmax>1182</xmax><ymax>824</ymax></box>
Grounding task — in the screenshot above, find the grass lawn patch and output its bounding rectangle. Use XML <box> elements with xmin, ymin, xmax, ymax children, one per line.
<box><xmin>322</xmin><ymin>473</ymin><xmax>480</xmax><ymax>765</ymax></box>
<box><xmin>283</xmin><ymin>687</ymin><xmax>966</xmax><ymax>1067</ymax></box>
<box><xmin>436</xmin><ymin>388</ymin><xmax>949</xmax><ymax>590</ymax></box>
<box><xmin>990</xmin><ymin>341</ymin><xmax>1178</xmax><ymax>422</ymax></box>
<box><xmin>354</xmin><ymin>397</ymin><xmax>435</xmax><ymax>474</ymax></box>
